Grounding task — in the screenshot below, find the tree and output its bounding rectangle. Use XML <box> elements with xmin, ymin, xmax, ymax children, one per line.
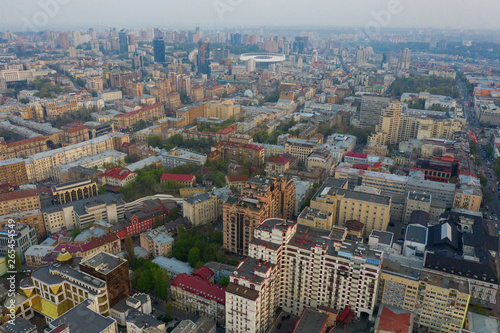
<box><xmin>188</xmin><ymin>247</ymin><xmax>201</xmax><ymax>267</ymax></box>
<box><xmin>124</xmin><ymin>236</ymin><xmax>136</xmax><ymax>264</ymax></box>
<box><xmin>217</xmin><ymin>276</ymin><xmax>229</xmax><ymax>287</ymax></box>
<box><xmin>479</xmin><ymin>174</ymin><xmax>488</xmax><ymax>186</ymax></box>
<box><xmin>14</xmin><ymin>251</ymin><xmax>22</xmax><ymax>272</ymax></box>
<box><xmin>70</xmin><ymin>225</ymin><xmax>81</xmax><ymax>238</ymax></box>
<box><xmin>148</xmin><ymin>135</ymin><xmax>164</xmax><ymax>148</ymax></box>
<box><xmin>154</xmin><ymin>215</ymin><xmax>164</xmax><ymax>228</ymax></box>
<box><xmin>153</xmin><ymin>269</ymin><xmax>169</xmax><ymax>299</ymax></box>
<box><xmin>137</xmin><ymin>269</ymin><xmax>153</xmax><ymax>292</ymax></box>
<box><xmin>98</xmin><ymin>186</ymin><xmax>107</xmax><ymax>195</ymax></box>
<box><xmin>168</xmin><ymin>207</ymin><xmax>180</xmax><ymax>221</ymax></box>
<box><xmin>164</xmin><ymin>301</ymin><xmax>173</xmax><ymax>321</ymax></box>
<box><xmin>19</xmin><ymin>98</ymin><xmax>30</xmax><ymax>104</ymax></box>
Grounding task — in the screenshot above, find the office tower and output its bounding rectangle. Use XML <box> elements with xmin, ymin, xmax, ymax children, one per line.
<box><xmin>398</xmin><ymin>48</ymin><xmax>411</xmax><ymax>70</ymax></box>
<box><xmin>231</xmin><ymin>33</ymin><xmax>242</xmax><ymax>46</ymax></box>
<box><xmin>381</xmin><ymin>52</ymin><xmax>390</xmax><ymax>69</ymax></box>
<box><xmin>246</xmin><ymin>58</ymin><xmax>256</xmax><ymax>72</ymax></box>
<box><xmin>119</xmin><ymin>29</ymin><xmax>128</xmax><ymax>54</ymax></box>
<box><xmin>58</xmin><ymin>32</ymin><xmax>69</xmax><ymax>50</ymax></box>
<box><xmin>356</xmin><ymin>46</ymin><xmax>366</xmax><ymax>66</ymax></box>
<box><xmin>128</xmin><ymin>34</ymin><xmax>135</xmax><ymax>46</ymax></box>
<box><xmin>91</xmin><ymin>40</ymin><xmax>100</xmax><ymax>53</ymax></box>
<box><xmin>133</xmin><ymin>53</ymin><xmax>144</xmax><ymax>69</ymax></box>
<box><xmin>223</xmin><ymin>177</ymin><xmax>295</xmax><ymax>255</ymax></box>
<box><xmin>261</xmin><ymin>70</ymin><xmax>270</xmax><ymax>82</ymax></box>
<box><xmin>226</xmin><ymin>218</ymin><xmax>382</xmax><ymax>333</ymax></box>
<box><xmin>295</xmin><ymin>36</ymin><xmax>309</xmax><ymax>54</ymax></box>
<box><xmin>153</xmin><ymin>38</ymin><xmax>166</xmax><ymax>63</ymax></box>
<box><xmin>283</xmin><ymin>41</ymin><xmax>290</xmax><ymax>55</ymax></box>
<box><xmin>359</xmin><ymin>95</ymin><xmax>390</xmax><ymax>128</ymax></box>
<box><xmin>197</xmin><ymin>40</ymin><xmax>211</xmax><ymax>75</ymax></box>
<box><xmin>79</xmin><ymin>252</ymin><xmax>131</xmax><ymax>308</ymax></box>
<box><xmin>297</xmin><ymin>57</ymin><xmax>303</xmax><ymax>69</ymax></box>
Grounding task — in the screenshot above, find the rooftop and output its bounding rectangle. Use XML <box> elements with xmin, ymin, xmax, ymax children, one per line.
<box><xmin>171</xmin><ymin>273</ymin><xmax>225</xmax><ymax>305</ymax></box>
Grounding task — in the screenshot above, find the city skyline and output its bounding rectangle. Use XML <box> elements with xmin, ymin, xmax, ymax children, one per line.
<box><xmin>2</xmin><ymin>0</ymin><xmax>500</xmax><ymax>32</ymax></box>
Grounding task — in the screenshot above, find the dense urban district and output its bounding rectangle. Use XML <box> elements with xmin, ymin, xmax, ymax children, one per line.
<box><xmin>0</xmin><ymin>26</ymin><xmax>498</xmax><ymax>333</ymax></box>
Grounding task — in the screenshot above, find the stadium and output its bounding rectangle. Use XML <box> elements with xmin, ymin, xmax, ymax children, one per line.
<box><xmin>240</xmin><ymin>53</ymin><xmax>286</xmax><ymax>70</ymax></box>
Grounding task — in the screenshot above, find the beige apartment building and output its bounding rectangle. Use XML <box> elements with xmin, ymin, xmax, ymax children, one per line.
<box><xmin>454</xmin><ymin>186</ymin><xmax>482</xmax><ymax>211</ymax></box>
<box><xmin>0</xmin><ymin>189</ymin><xmax>41</xmax><ymax>216</ymax></box>
<box><xmin>378</xmin><ymin>260</ymin><xmax>470</xmax><ymax>333</ymax></box>
<box><xmin>114</xmin><ymin>103</ymin><xmax>164</xmax><ymax>129</ymax></box>
<box><xmin>310</xmin><ymin>179</ymin><xmax>391</xmax><ymax>236</ymax></box>
<box><xmin>45</xmin><ymin>98</ymin><xmax>79</xmax><ymax>120</ymax></box>
<box><xmin>25</xmin><ymin>132</ymin><xmax>129</xmax><ymax>182</ymax></box>
<box><xmin>0</xmin><ymin>158</ymin><xmax>29</xmax><ymax>186</ymax></box>
<box><xmin>370</xmin><ymin>102</ymin><xmax>463</xmax><ymax>145</ymax></box>
<box><xmin>206</xmin><ymin>99</ymin><xmax>240</xmax><ymax>120</ymax></box>
<box><xmin>183</xmin><ymin>193</ymin><xmax>218</xmax><ymax>226</ymax></box>
<box><xmin>139</xmin><ymin>226</ymin><xmax>174</xmax><ymax>257</ymax></box>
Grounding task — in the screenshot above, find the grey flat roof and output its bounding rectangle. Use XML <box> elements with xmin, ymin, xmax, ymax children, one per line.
<box><xmin>405</xmin><ymin>224</ymin><xmax>427</xmax><ymax>244</ymax></box>
<box><xmin>49</xmin><ymin>300</ymin><xmax>116</xmax><ymax>332</ymax></box>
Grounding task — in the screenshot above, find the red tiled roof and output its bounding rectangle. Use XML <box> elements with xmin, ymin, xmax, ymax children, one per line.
<box><xmin>0</xmin><ymin>189</ymin><xmax>40</xmax><ymax>202</ymax></box>
<box><xmin>160</xmin><ymin>173</ymin><xmax>195</xmax><ymax>182</ymax></box>
<box><xmin>214</xmin><ymin>141</ymin><xmax>264</xmax><ymax>152</ymax></box>
<box><xmin>217</xmin><ymin>124</ymin><xmax>238</xmax><ymax>135</ymax></box>
<box><xmin>171</xmin><ymin>273</ymin><xmax>226</xmax><ymax>305</ymax></box>
<box><xmin>100</xmin><ymin>166</ymin><xmax>135</xmax><ymax>180</ymax></box>
<box><xmin>345</xmin><ymin>151</ymin><xmax>368</xmax><ymax>159</ymax></box>
<box><xmin>5</xmin><ymin>136</ymin><xmax>47</xmax><ymax>148</ymax></box>
<box><xmin>193</xmin><ymin>266</ymin><xmax>215</xmax><ymax>280</ymax></box>
<box><xmin>226</xmin><ymin>174</ymin><xmax>249</xmax><ymax>183</ymax></box>
<box><xmin>115</xmin><ymin>102</ymin><xmax>163</xmax><ymax>118</ymax></box>
<box><xmin>65</xmin><ymin>124</ymin><xmax>88</xmax><ymax>133</ymax></box>
<box><xmin>267</xmin><ymin>155</ymin><xmax>290</xmax><ymax>165</ymax></box>
<box><xmin>352</xmin><ymin>164</ymin><xmax>369</xmax><ymax>170</ymax></box>
<box><xmin>376</xmin><ymin>306</ymin><xmax>412</xmax><ymax>333</ymax></box>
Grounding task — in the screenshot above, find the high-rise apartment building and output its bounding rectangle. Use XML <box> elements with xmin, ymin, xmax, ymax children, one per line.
<box><xmin>197</xmin><ymin>41</ymin><xmax>211</xmax><ymax>75</ymax></box>
<box><xmin>398</xmin><ymin>48</ymin><xmax>411</xmax><ymax>70</ymax></box>
<box><xmin>118</xmin><ymin>29</ymin><xmax>128</xmax><ymax>54</ymax></box>
<box><xmin>359</xmin><ymin>95</ymin><xmax>390</xmax><ymax>128</ymax></box>
<box><xmin>225</xmin><ymin>218</ymin><xmax>382</xmax><ymax>333</ymax></box>
<box><xmin>369</xmin><ymin>102</ymin><xmax>462</xmax><ymax>145</ymax></box>
<box><xmin>223</xmin><ymin>177</ymin><xmax>295</xmax><ymax>255</ymax></box>
<box><xmin>58</xmin><ymin>32</ymin><xmax>69</xmax><ymax>50</ymax></box>
<box><xmin>153</xmin><ymin>38</ymin><xmax>166</xmax><ymax>63</ymax></box>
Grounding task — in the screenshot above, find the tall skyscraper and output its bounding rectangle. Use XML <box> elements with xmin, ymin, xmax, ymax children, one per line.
<box><xmin>153</xmin><ymin>38</ymin><xmax>166</xmax><ymax>63</ymax></box>
<box><xmin>231</xmin><ymin>33</ymin><xmax>242</xmax><ymax>46</ymax></box>
<box><xmin>295</xmin><ymin>36</ymin><xmax>309</xmax><ymax>54</ymax></box>
<box><xmin>119</xmin><ymin>29</ymin><xmax>128</xmax><ymax>54</ymax></box>
<box><xmin>398</xmin><ymin>48</ymin><xmax>411</xmax><ymax>70</ymax></box>
<box><xmin>58</xmin><ymin>32</ymin><xmax>69</xmax><ymax>50</ymax></box>
<box><xmin>197</xmin><ymin>40</ymin><xmax>211</xmax><ymax>75</ymax></box>
<box><xmin>356</xmin><ymin>46</ymin><xmax>366</xmax><ymax>66</ymax></box>
<box><xmin>381</xmin><ymin>52</ymin><xmax>390</xmax><ymax>69</ymax></box>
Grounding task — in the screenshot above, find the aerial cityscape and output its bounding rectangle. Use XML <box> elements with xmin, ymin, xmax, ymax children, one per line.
<box><xmin>0</xmin><ymin>1</ymin><xmax>500</xmax><ymax>333</ymax></box>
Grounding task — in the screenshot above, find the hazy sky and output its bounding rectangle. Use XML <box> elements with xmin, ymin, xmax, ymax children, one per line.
<box><xmin>2</xmin><ymin>0</ymin><xmax>500</xmax><ymax>32</ymax></box>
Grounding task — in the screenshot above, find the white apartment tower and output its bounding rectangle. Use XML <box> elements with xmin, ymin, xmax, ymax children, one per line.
<box><xmin>225</xmin><ymin>218</ymin><xmax>383</xmax><ymax>333</ymax></box>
